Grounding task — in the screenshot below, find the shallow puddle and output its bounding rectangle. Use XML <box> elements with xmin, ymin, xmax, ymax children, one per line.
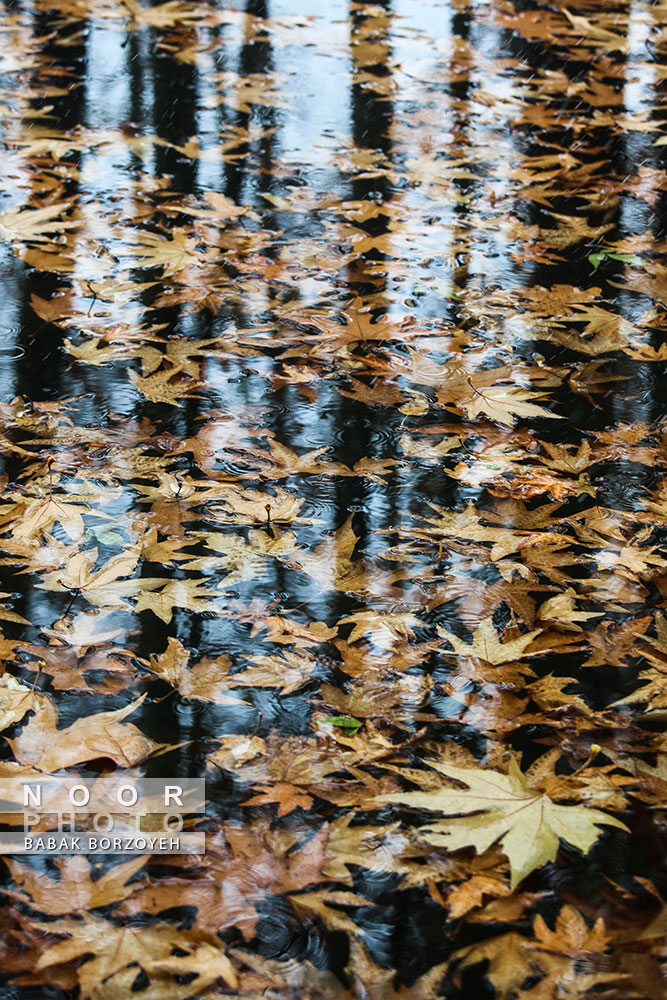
<box><xmin>0</xmin><ymin>0</ymin><xmax>666</xmax><ymax>997</ymax></box>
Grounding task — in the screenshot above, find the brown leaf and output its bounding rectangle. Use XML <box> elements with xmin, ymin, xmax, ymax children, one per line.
<box><xmin>8</xmin><ymin>694</ymin><xmax>162</xmax><ymax>770</ymax></box>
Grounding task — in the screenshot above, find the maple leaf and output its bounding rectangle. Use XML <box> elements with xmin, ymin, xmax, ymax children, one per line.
<box><xmin>449</xmin><ymin>930</ymin><xmax>548</xmax><ymax>1000</ymax></box>
<box><xmin>66</xmin><ymin>336</ymin><xmax>137</xmax><ymax>367</ymax></box>
<box><xmin>0</xmin><ymin>675</ymin><xmax>44</xmax><ymax>732</ymax></box>
<box><xmin>344</xmin><ymin>939</ymin><xmax>449</xmax><ymax>999</ymax></box>
<box><xmin>133</xmin><ymin>578</ymin><xmax>221</xmax><ymax>622</ymax></box>
<box><xmin>251</xmin><ymin>613</ymin><xmax>336</xmax><ymax>648</ymax></box>
<box><xmin>207</xmin><ymin>731</ymin><xmax>373</xmax><ymax>789</ymax></box>
<box><xmin>200</xmin><ymin>488</ymin><xmax>303</xmax><ymax>529</ymax></box>
<box><xmin>379</xmin><ymin>756</ymin><xmax>628</xmax><ymax>888</ymax></box>
<box><xmin>613</xmin><ymin>664</ymin><xmax>667</xmax><ymax>712</ymax></box>
<box><xmin>323</xmin><ymin>814</ymin><xmax>432</xmax><ymax>882</ymax></box>
<box><xmin>321</xmin><ymin>673</ymin><xmax>434</xmax><ymax>722</ymax></box>
<box><xmin>459</xmin><ymin>384</ymin><xmax>563</xmax><ymax>426</ymax></box>
<box><xmin>164</xmin><ymin>190</ymin><xmax>258</xmax><ymax>223</ymax></box>
<box><xmin>438</xmin><ymin>617</ymin><xmax>544</xmax><ymax>665</ymax></box>
<box><xmin>29</xmin><ymin>291</ymin><xmax>75</xmax><ymax>323</ymax></box>
<box><xmin>122</xmin><ymin>0</ymin><xmax>207</xmax><ymax>28</ymax></box>
<box><xmin>409</xmin><ymin>500</ymin><xmax>552</xmax><ymax>562</ymax></box>
<box><xmin>182</xmin><ymin>530</ymin><xmax>290</xmax><ymax>585</ymax></box>
<box><xmin>286</xmin><ymin>889</ymin><xmax>373</xmax><ymax>940</ymax></box>
<box><xmin>147</xmin><ymin>939</ymin><xmax>238</xmax><ymax>991</ymax></box>
<box><xmin>0</xmin><ymin>201</ymin><xmax>79</xmax><ymax>243</ymax></box>
<box><xmin>12</xmin><ymin>496</ymin><xmax>89</xmax><ymax>541</ymax></box>
<box><xmin>487</xmin><ymin>470</ymin><xmax>594</xmax><ymax>502</ymax></box>
<box><xmin>141</xmin><ymin>639</ymin><xmax>246</xmax><ymax>703</ymax></box>
<box><xmin>37</xmin><ymin>547</ymin><xmax>141</xmax><ymax>609</ymax></box>
<box><xmin>242</xmin><ymin>780</ymin><xmax>314</xmax><ymax>817</ymax></box>
<box><xmin>139</xmin><ymin>525</ymin><xmax>196</xmax><ymax>565</ymax></box>
<box><xmin>437</xmin><ymin>681</ymin><xmax>530</xmax><ymax>736</ymax></box>
<box><xmin>119</xmin><ymin>823</ymin><xmax>330</xmax><ymax>941</ymax></box>
<box><xmin>128</xmin><ymin>364</ymin><xmax>200</xmax><ymax>405</ymax></box>
<box><xmin>142</xmin><ymin>636</ymin><xmax>190</xmax><ymax>685</ymax></box>
<box><xmin>122</xmin><ymin>228</ymin><xmax>210</xmax><ymax>274</ymax></box>
<box><xmin>8</xmin><ymin>694</ymin><xmax>162</xmax><ymax>770</ymax></box>
<box><xmin>263</xmin><ymin>439</ymin><xmax>352</xmax><ymax>478</ymax></box>
<box><xmin>560</xmin><ymin>7</ymin><xmax>628</xmax><ymax>51</ymax></box>
<box><xmin>337</xmin><ymin>609</ymin><xmax>424</xmax><ymax>649</ymax></box>
<box><xmin>275</xmin><ymin>515</ymin><xmax>410</xmax><ymax>596</ymax></box>
<box><xmin>207</xmin><ymin>734</ymin><xmax>266</xmax><ymax>771</ymax></box>
<box><xmin>400</xmin><ymin>432</ymin><xmax>461</xmax><ymax>460</ymax></box>
<box><xmin>229</xmin><ymin>650</ymin><xmax>319</xmax><ymax>695</ymax></box>
<box><xmin>41</xmin><ymin>610</ymin><xmax>124</xmax><ymax>652</ymax></box>
<box><xmin>537</xmin><ymin>589</ymin><xmax>604</xmax><ymax>632</ymax></box>
<box><xmin>33</xmin><ymin>915</ymin><xmax>234</xmax><ymax>999</ymax></box>
<box><xmin>523</xmin><ymin>674</ymin><xmax>595</xmax><ymax>719</ymax></box>
<box><xmin>454</xmin><ymin>903</ymin><xmax>620</xmax><ymax>1000</ymax></box>
<box><xmin>5</xmin><ymin>855</ymin><xmax>146</xmax><ymax>915</ymax></box>
<box><xmin>446</xmin><ymin>873</ymin><xmax>512</xmax><ymax>919</ymax></box>
<box><xmin>213</xmin><ymin>70</ymin><xmax>289</xmax><ymax>114</ymax></box>
<box><xmin>531</xmin><ymin>904</ymin><xmax>609</xmax><ymax>955</ymax></box>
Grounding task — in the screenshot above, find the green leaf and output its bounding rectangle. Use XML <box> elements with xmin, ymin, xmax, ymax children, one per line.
<box><xmin>322</xmin><ymin>715</ymin><xmax>363</xmax><ymax>732</ymax></box>
<box><xmin>606</xmin><ymin>252</ymin><xmax>641</xmax><ymax>264</ymax></box>
<box><xmin>588</xmin><ymin>250</ymin><xmax>641</xmax><ymax>269</ymax></box>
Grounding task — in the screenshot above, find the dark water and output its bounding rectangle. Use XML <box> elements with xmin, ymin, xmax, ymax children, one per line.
<box><xmin>0</xmin><ymin>0</ymin><xmax>666</xmax><ymax>997</ymax></box>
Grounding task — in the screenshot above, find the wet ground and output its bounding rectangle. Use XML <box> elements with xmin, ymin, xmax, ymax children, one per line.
<box><xmin>0</xmin><ymin>0</ymin><xmax>666</xmax><ymax>997</ymax></box>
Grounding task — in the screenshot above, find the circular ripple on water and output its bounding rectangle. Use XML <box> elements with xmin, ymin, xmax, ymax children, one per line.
<box><xmin>254</xmin><ymin>896</ymin><xmax>331</xmax><ymax>970</ymax></box>
<box><xmin>0</xmin><ymin>343</ymin><xmax>25</xmax><ymax>360</ymax></box>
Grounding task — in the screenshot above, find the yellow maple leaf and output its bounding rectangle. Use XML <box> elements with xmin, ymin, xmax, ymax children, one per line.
<box><xmin>0</xmin><ymin>675</ymin><xmax>44</xmax><ymax>732</ymax></box>
<box><xmin>379</xmin><ymin>757</ymin><xmax>628</xmax><ymax>888</ymax></box>
<box><xmin>460</xmin><ymin>385</ymin><xmax>563</xmax><ymax>426</ymax></box>
<box><xmin>438</xmin><ymin>617</ymin><xmax>543</xmax><ymax>665</ymax></box>
<box><xmin>133</xmin><ymin>578</ymin><xmax>220</xmax><ymax>623</ymax></box>
<box><xmin>8</xmin><ymin>694</ymin><xmax>161</xmax><ymax>771</ymax></box>
<box><xmin>13</xmin><ymin>496</ymin><xmax>90</xmax><ymax>541</ymax></box>
<box><xmin>0</xmin><ymin>201</ymin><xmax>79</xmax><ymax>243</ymax></box>
<box><xmin>123</xmin><ymin>229</ymin><xmax>208</xmax><ymax>274</ymax></box>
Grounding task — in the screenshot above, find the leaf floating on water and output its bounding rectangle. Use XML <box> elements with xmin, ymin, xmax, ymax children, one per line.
<box><xmin>0</xmin><ymin>202</ymin><xmax>79</xmax><ymax>244</ymax></box>
<box><xmin>380</xmin><ymin>757</ymin><xmax>628</xmax><ymax>889</ymax></box>
<box><xmin>8</xmin><ymin>694</ymin><xmax>163</xmax><ymax>770</ymax></box>
<box><xmin>0</xmin><ymin>0</ymin><xmax>664</xmax><ymax>996</ymax></box>
<box><xmin>321</xmin><ymin>715</ymin><xmax>364</xmax><ymax>733</ymax></box>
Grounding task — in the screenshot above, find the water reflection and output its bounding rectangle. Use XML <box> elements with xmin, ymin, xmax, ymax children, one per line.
<box><xmin>0</xmin><ymin>0</ymin><xmax>665</xmax><ymax>995</ymax></box>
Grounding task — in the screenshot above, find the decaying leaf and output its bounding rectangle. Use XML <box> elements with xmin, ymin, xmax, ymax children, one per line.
<box><xmin>0</xmin><ymin>2</ymin><xmax>664</xmax><ymax>998</ymax></box>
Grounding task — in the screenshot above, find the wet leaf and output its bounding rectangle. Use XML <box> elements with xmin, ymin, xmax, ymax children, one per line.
<box><xmin>321</xmin><ymin>715</ymin><xmax>364</xmax><ymax>733</ymax></box>
<box><xmin>5</xmin><ymin>855</ymin><xmax>147</xmax><ymax>915</ymax></box>
<box><xmin>8</xmin><ymin>694</ymin><xmax>163</xmax><ymax>770</ymax></box>
<box><xmin>380</xmin><ymin>757</ymin><xmax>628</xmax><ymax>888</ymax></box>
